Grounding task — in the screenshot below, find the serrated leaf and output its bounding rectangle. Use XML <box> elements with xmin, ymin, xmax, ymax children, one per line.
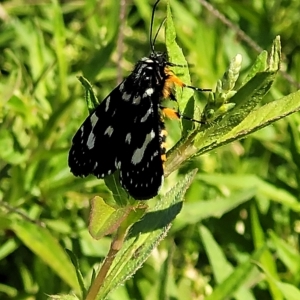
<box><xmin>96</xmin><ymin>169</ymin><xmax>197</xmax><ymax>299</ymax></box>
<box><xmin>196</xmin><ymin>70</ymin><xmax>276</xmax><ymax>149</ymax></box>
<box><xmin>197</xmin><ymin>89</ymin><xmax>300</xmax><ymax>156</ymax></box>
<box><xmin>166</xmin><ymin>36</ymin><xmax>283</xmax><ymax>175</ymax></box>
<box><xmin>165</xmin><ymin>2</ymin><xmax>193</xmax><ymax>107</ymax></box>
<box><xmin>165</xmin><ymin>1</ymin><xmax>195</xmax><ymax>134</ymax></box>
<box><xmin>242</xmin><ymin>51</ymin><xmax>268</xmax><ymax>85</ymax></box>
<box><xmin>194</xmin><ymin>36</ymin><xmax>281</xmax><ymax>154</ymax></box>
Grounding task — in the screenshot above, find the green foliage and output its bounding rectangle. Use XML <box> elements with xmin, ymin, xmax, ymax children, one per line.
<box><xmin>1</xmin><ymin>0</ymin><xmax>300</xmax><ymax>300</ymax></box>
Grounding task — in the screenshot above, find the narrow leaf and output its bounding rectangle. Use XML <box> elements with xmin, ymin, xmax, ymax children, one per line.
<box><xmin>12</xmin><ymin>221</ymin><xmax>80</xmax><ymax>292</ymax></box>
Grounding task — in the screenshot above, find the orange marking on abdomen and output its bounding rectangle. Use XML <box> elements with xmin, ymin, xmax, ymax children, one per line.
<box><xmin>162</xmin><ymin>108</ymin><xmax>180</xmax><ymax>120</ymax></box>
<box><xmin>162</xmin><ymin>67</ymin><xmax>186</xmax><ymax>99</ymax></box>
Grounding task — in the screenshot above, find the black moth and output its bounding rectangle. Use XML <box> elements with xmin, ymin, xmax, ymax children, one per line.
<box><xmin>68</xmin><ymin>0</ymin><xmax>209</xmax><ymax>200</ymax></box>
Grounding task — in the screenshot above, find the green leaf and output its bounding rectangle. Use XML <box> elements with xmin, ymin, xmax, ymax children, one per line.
<box><xmin>89</xmin><ymin>196</ymin><xmax>147</xmax><ymax>239</ymax></box>
<box><xmin>77</xmin><ymin>76</ymin><xmax>99</xmax><ymax>113</ymax></box>
<box><xmin>204</xmin><ymin>242</ymin><xmax>266</xmax><ymax>300</ymax></box>
<box><xmin>165</xmin><ymin>0</ymin><xmax>195</xmax><ymax>134</ymax></box>
<box><xmin>269</xmin><ymin>231</ymin><xmax>300</xmax><ymax>277</ymax></box>
<box><xmin>104</xmin><ymin>174</ymin><xmax>134</xmax><ymax>207</ymax></box>
<box><xmin>195</xmin><ymin>36</ymin><xmax>281</xmax><ymax>153</ymax></box>
<box><xmin>11</xmin><ymin>221</ymin><xmax>80</xmax><ymax>293</ymax></box>
<box><xmin>52</xmin><ymin>0</ymin><xmax>68</xmax><ymax>100</ymax></box>
<box><xmin>199</xmin><ymin>225</ymin><xmax>256</xmax><ymax>300</ymax></box>
<box><xmin>0</xmin><ymin>283</ymin><xmax>17</xmax><ymax>298</ymax></box>
<box><xmin>166</xmin><ymin>36</ymin><xmax>284</xmax><ymax>176</ymax></box>
<box><xmin>65</xmin><ymin>249</ymin><xmax>87</xmax><ymax>298</ymax></box>
<box><xmin>242</xmin><ymin>51</ymin><xmax>268</xmax><ymax>84</ymax></box>
<box><xmin>97</xmin><ymin>169</ymin><xmax>197</xmax><ymax>299</ymax></box>
<box><xmin>196</xmin><ymin>70</ymin><xmax>276</xmax><ymax>149</ymax></box>
<box><xmin>196</xmin><ymin>174</ymin><xmax>300</xmax><ymax>212</ymax></box>
<box><xmin>47</xmin><ymin>295</ymin><xmax>80</xmax><ymax>300</ymax></box>
<box><xmin>250</xmin><ymin>204</ymin><xmax>283</xmax><ymax>300</ymax></box>
<box><xmin>165</xmin><ymin>1</ymin><xmax>193</xmax><ymax>107</ymax></box>
<box><xmin>174</xmin><ymin>188</ymin><xmax>255</xmax><ymax>231</ymax></box>
<box><xmin>255</xmin><ymin>262</ymin><xmax>300</xmax><ymax>300</ymax></box>
<box><xmin>274</xmin><ymin>282</ymin><xmax>300</xmax><ymax>300</ymax></box>
<box><xmin>197</xmin><ymin>89</ymin><xmax>300</xmax><ymax>157</ymax></box>
<box><xmin>202</xmin><ymin>54</ymin><xmax>242</xmax><ymax>123</ymax></box>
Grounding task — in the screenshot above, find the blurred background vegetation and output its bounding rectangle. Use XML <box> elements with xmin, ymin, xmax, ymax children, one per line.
<box><xmin>1</xmin><ymin>0</ymin><xmax>300</xmax><ymax>299</ymax></box>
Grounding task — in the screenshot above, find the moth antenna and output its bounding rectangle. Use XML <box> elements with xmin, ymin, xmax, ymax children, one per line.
<box><xmin>153</xmin><ymin>17</ymin><xmax>166</xmax><ymax>48</ymax></box>
<box><xmin>150</xmin><ymin>0</ymin><xmax>161</xmax><ymax>53</ymax></box>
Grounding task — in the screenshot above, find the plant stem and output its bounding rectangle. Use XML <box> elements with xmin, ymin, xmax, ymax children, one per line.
<box><xmin>85</xmin><ymin>225</ymin><xmax>128</xmax><ymax>300</ymax></box>
<box><xmin>165</xmin><ymin>130</ymin><xmax>198</xmax><ymax>177</ymax></box>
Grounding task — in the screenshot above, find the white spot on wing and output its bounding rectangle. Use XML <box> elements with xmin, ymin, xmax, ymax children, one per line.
<box><xmin>87</xmin><ymin>132</ymin><xmax>96</xmax><ymax>149</ymax></box>
<box><xmin>93</xmin><ymin>162</ymin><xmax>98</xmax><ymax>170</ymax></box>
<box><xmin>122</xmin><ymin>92</ymin><xmax>131</xmax><ymax>101</ymax></box>
<box><xmin>141</xmin><ymin>109</ymin><xmax>152</xmax><ymax>122</ymax></box>
<box><xmin>131</xmin><ymin>130</ymin><xmax>155</xmax><ymax>165</ymax></box>
<box><xmin>143</xmin><ymin>88</ymin><xmax>154</xmax><ymax>98</ymax></box>
<box><xmin>125</xmin><ymin>133</ymin><xmax>131</xmax><ymax>144</ymax></box>
<box><xmin>90</xmin><ymin>113</ymin><xmax>99</xmax><ymax>128</ymax></box>
<box><xmin>104</xmin><ymin>126</ymin><xmax>114</xmax><ymax>136</ymax></box>
<box><xmin>105</xmin><ymin>97</ymin><xmax>110</xmax><ymax>112</ymax></box>
<box><xmin>133</xmin><ymin>95</ymin><xmax>141</xmax><ymax>105</ymax></box>
<box><xmin>115</xmin><ymin>159</ymin><xmax>121</xmax><ymax>169</ymax></box>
